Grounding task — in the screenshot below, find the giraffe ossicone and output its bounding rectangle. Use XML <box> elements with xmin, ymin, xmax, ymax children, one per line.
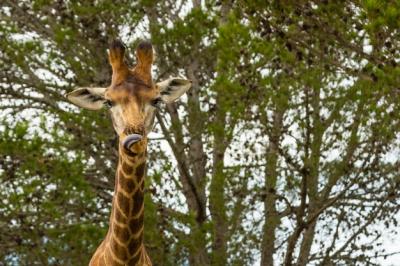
<box><xmin>66</xmin><ymin>39</ymin><xmax>191</xmax><ymax>266</ymax></box>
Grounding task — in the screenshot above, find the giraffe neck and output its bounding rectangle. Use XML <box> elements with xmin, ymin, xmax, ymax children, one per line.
<box><xmin>106</xmin><ymin>142</ymin><xmax>148</xmax><ymax>264</ymax></box>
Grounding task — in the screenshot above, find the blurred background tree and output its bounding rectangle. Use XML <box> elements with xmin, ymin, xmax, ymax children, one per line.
<box><xmin>0</xmin><ymin>1</ymin><xmax>399</xmax><ymax>265</ymax></box>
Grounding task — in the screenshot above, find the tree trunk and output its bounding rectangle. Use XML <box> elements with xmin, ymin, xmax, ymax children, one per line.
<box><xmin>261</xmin><ymin>109</ymin><xmax>284</xmax><ymax>266</ymax></box>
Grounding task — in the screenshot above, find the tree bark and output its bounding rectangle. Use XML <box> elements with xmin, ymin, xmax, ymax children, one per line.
<box><xmin>261</xmin><ymin>109</ymin><xmax>284</xmax><ymax>266</ymax></box>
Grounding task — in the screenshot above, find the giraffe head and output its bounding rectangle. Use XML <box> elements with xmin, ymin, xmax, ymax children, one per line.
<box><xmin>66</xmin><ymin>40</ymin><xmax>191</xmax><ymax>149</ymax></box>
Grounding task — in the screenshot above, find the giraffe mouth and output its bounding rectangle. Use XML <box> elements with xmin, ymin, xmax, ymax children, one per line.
<box><xmin>122</xmin><ymin>134</ymin><xmax>143</xmax><ymax>150</ymax></box>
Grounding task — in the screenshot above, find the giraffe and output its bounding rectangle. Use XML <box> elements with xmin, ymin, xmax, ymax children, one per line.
<box><xmin>66</xmin><ymin>39</ymin><xmax>191</xmax><ymax>266</ymax></box>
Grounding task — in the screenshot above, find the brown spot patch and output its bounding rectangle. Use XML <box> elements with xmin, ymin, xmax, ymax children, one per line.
<box><xmin>129</xmin><ymin>215</ymin><xmax>144</xmax><ymax>235</ymax></box>
<box><xmin>122</xmin><ymin>162</ymin><xmax>133</xmax><ymax>175</ymax></box>
<box><xmin>114</xmin><ymin>207</ymin><xmax>127</xmax><ymax>223</ymax></box>
<box><xmin>135</xmin><ymin>162</ymin><xmax>146</xmax><ymax>180</ymax></box>
<box><xmin>105</xmin><ymin>248</ymin><xmax>124</xmax><ymax>266</ymax></box>
<box><xmin>127</xmin><ymin>234</ymin><xmax>143</xmax><ymax>256</ymax></box>
<box><xmin>118</xmin><ymin>172</ymin><xmax>135</xmax><ymax>194</ymax></box>
<box><xmin>110</xmin><ymin>239</ymin><xmax>128</xmax><ymax>261</ymax></box>
<box><xmin>117</xmin><ymin>192</ymin><xmax>131</xmax><ymax>216</ymax></box>
<box><xmin>127</xmin><ymin>251</ymin><xmax>141</xmax><ymax>265</ymax></box>
<box><xmin>113</xmin><ymin>223</ymin><xmax>130</xmax><ymax>243</ymax></box>
<box><xmin>132</xmin><ymin>191</ymin><xmax>144</xmax><ymax>216</ymax></box>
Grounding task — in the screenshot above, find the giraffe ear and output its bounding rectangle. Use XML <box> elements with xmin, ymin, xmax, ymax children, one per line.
<box><xmin>66</xmin><ymin>87</ymin><xmax>107</xmax><ymax>110</ymax></box>
<box><xmin>156</xmin><ymin>77</ymin><xmax>192</xmax><ymax>103</ymax></box>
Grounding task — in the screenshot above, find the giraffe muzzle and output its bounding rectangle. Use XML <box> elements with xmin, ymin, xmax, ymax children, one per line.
<box><xmin>123</xmin><ymin>134</ymin><xmax>143</xmax><ymax>150</ymax></box>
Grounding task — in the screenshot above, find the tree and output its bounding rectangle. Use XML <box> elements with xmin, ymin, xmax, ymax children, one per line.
<box><xmin>1</xmin><ymin>1</ymin><xmax>399</xmax><ymax>265</ymax></box>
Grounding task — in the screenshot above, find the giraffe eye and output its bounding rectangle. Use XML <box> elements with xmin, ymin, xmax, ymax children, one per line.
<box><xmin>103</xmin><ymin>100</ymin><xmax>115</xmax><ymax>108</ymax></box>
